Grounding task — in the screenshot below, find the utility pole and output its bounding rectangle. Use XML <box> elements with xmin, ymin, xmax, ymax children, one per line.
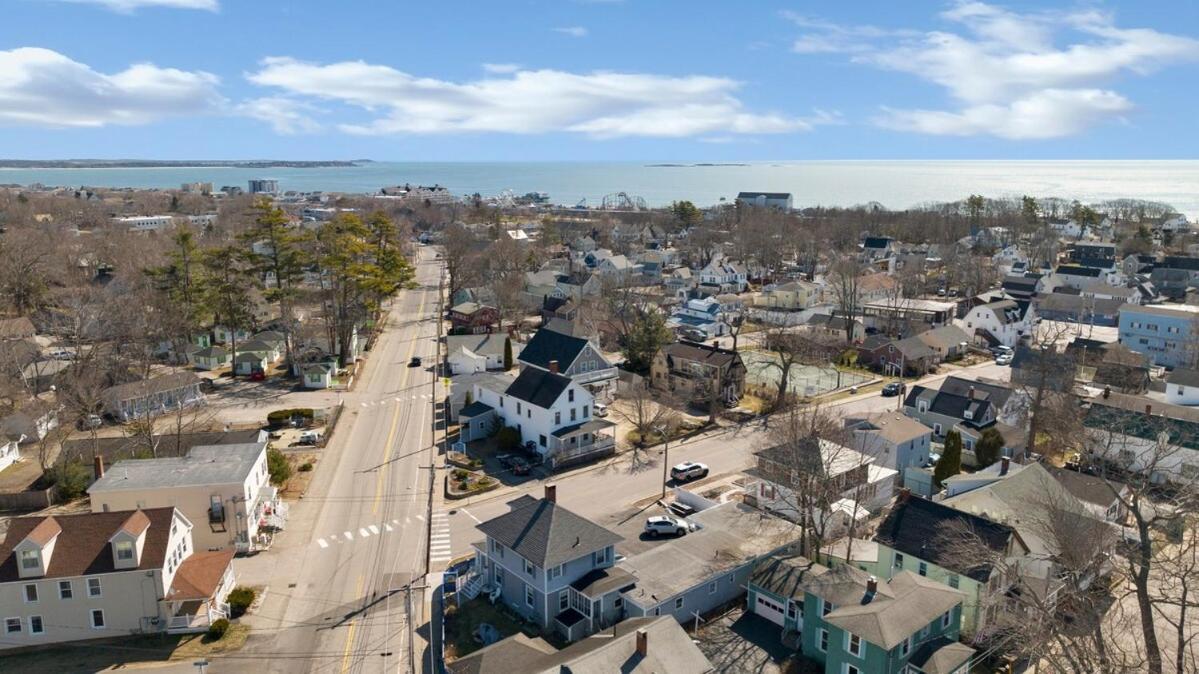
<box><xmin>657</xmin><ymin>425</ymin><xmax>670</xmax><ymax>500</ymax></box>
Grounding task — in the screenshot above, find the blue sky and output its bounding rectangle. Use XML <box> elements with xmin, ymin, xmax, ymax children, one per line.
<box><xmin>2</xmin><ymin>0</ymin><xmax>1198</xmax><ymax>160</ymax></box>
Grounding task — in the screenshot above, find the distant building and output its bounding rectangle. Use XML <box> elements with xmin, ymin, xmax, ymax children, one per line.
<box><xmin>179</xmin><ymin>182</ymin><xmax>212</xmax><ymax>194</ymax></box>
<box><xmin>736</xmin><ymin>191</ymin><xmax>792</xmax><ymax>210</ymax></box>
<box><xmin>114</xmin><ymin>215</ymin><xmax>174</xmax><ymax>232</ymax></box>
<box><xmin>248</xmin><ymin>179</ymin><xmax>279</xmax><ymax>194</ymax></box>
<box><xmin>1118</xmin><ymin>303</ymin><xmax>1199</xmax><ymax>368</ymax></box>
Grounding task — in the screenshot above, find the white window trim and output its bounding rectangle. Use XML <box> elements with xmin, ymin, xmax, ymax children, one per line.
<box><xmin>23</xmin><ymin>583</ymin><xmax>38</xmax><ymax>603</ymax></box>
<box><xmin>4</xmin><ymin>617</ymin><xmax>21</xmax><ymax>634</ymax></box>
<box><xmin>58</xmin><ymin>580</ymin><xmax>72</xmax><ymax>599</ymax></box>
<box><xmin>28</xmin><ymin>615</ymin><xmax>44</xmax><ymax>635</ymax></box>
<box><xmin>847</xmin><ymin>632</ymin><xmax>862</xmax><ymax>657</ymax></box>
<box><xmin>818</xmin><ymin>628</ymin><xmax>829</xmax><ymax>652</ymax></box>
<box><xmin>90</xmin><ymin>608</ymin><xmax>106</xmax><ymax>629</ymax></box>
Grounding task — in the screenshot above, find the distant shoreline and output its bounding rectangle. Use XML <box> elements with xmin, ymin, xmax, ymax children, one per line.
<box><xmin>0</xmin><ymin>160</ymin><xmax>370</xmax><ymax>169</ymax></box>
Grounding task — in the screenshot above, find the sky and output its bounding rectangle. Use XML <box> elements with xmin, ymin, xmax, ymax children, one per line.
<box><xmin>2</xmin><ymin>0</ymin><xmax>1198</xmax><ymax>161</ymax></box>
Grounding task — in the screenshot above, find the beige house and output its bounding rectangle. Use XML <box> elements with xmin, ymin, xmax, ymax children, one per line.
<box><xmin>0</xmin><ymin>507</ymin><xmax>236</xmax><ymax>649</ymax></box>
<box><xmin>100</xmin><ymin>372</ymin><xmax>205</xmax><ymax>422</ymax></box>
<box><xmin>88</xmin><ymin>442</ymin><xmax>286</xmax><ymax>553</ymax></box>
<box><xmin>752</xmin><ymin>280</ymin><xmax>819</xmax><ymax>311</ymax></box>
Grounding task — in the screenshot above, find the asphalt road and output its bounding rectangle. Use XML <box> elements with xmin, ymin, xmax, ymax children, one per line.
<box><xmin>228</xmin><ymin>249</ymin><xmax>443</xmax><ymax>674</ymax></box>
<box><xmin>438</xmin><ymin>359</ymin><xmax>1011</xmax><ymax>566</ymax></box>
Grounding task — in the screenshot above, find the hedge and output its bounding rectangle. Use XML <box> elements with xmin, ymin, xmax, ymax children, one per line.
<box><xmin>266</xmin><ymin>408</ymin><xmax>315</xmax><ymax>428</ymax></box>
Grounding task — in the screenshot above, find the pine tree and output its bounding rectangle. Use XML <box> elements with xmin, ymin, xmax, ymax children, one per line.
<box><xmin>503</xmin><ymin>336</ymin><xmax>513</xmax><ymax>371</ymax></box>
<box><xmin>935</xmin><ymin>431</ymin><xmax>963</xmax><ymax>487</ymax></box>
<box><xmin>975</xmin><ymin>427</ymin><xmax>1004</xmax><ymax>468</ymax></box>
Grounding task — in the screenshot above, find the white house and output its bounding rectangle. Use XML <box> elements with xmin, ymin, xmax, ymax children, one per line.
<box><xmin>736</xmin><ymin>191</ymin><xmax>792</xmax><ymax>210</ymax></box>
<box><xmin>992</xmin><ymin>245</ymin><xmax>1029</xmax><ymax>273</ymax></box>
<box><xmin>0</xmin><ymin>507</ymin><xmax>236</xmax><ymax>647</ymax></box>
<box><xmin>669</xmin><ymin>296</ymin><xmax>729</xmax><ymax>338</ymax></box>
<box><xmin>447</xmin><ymin>334</ymin><xmax>518</xmax><ymax>375</ymax></box>
<box><xmin>114</xmin><ymin>215</ymin><xmax>175</xmax><ymax>232</ymax></box>
<box><xmin>960</xmin><ymin>299</ymin><xmax>1035</xmax><ymax>347</ymax></box>
<box><xmin>88</xmin><ymin>442</ymin><xmax>285</xmax><ymax>553</ymax></box>
<box><xmin>1166</xmin><ymin>369</ymin><xmax>1199</xmax><ymax>406</ymax></box>
<box><xmin>302</xmin><ymin>363</ymin><xmax>335</xmax><ymax>389</ymax></box>
<box><xmin>698</xmin><ymin>257</ymin><xmax>748</xmax><ymax>292</ymax></box>
<box><xmin>469</xmin><ymin>366</ymin><xmax>616</xmax><ymax>469</ymax></box>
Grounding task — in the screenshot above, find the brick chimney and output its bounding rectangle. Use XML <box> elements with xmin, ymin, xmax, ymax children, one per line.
<box><xmin>898</xmin><ymin>487</ymin><xmax>911</xmax><ymax>502</ymax></box>
<box><xmin>545</xmin><ymin>484</ymin><xmax>557</xmax><ymax>503</ymax></box>
<box><xmin>548</xmin><ymin>360</ymin><xmax>559</xmax><ymax>374</ymax></box>
<box><xmin>1103</xmin><ymin>386</ymin><xmax>1111</xmax><ymax>399</ymax></box>
<box><xmin>1146</xmin><ymin>404</ymin><xmax>1153</xmax><ymax>416</ymax></box>
<box><xmin>968</xmin><ymin>386</ymin><xmax>976</xmax><ymax>400</ymax></box>
<box><xmin>635</xmin><ymin>629</ymin><xmax>648</xmax><ymax>656</ymax></box>
<box><xmin>866</xmin><ymin>576</ymin><xmax>878</xmax><ymax>595</ymax></box>
<box><xmin>93</xmin><ymin>455</ymin><xmax>104</xmax><ymax>480</ymax></box>
<box><xmin>1000</xmin><ymin>457</ymin><xmax>1010</xmax><ymax>476</ymax></box>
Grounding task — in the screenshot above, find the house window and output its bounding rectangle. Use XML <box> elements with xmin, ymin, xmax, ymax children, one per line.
<box><xmin>555</xmin><ymin>412</ymin><xmax>561</xmax><ymax>425</ymax></box>
<box><xmin>933</xmin><ymin>423</ymin><xmax>942</xmax><ymax>436</ymax></box>
<box><xmin>538</xmin><ymin>434</ymin><xmax>546</xmax><ymax>448</ymax></box>
<box><xmin>59</xmin><ymin>581</ymin><xmax>73</xmax><ymax>599</ymax></box>
<box><xmin>28</xmin><ymin>616</ymin><xmax>43</xmax><ymax>635</ymax></box>
<box><xmin>19</xmin><ymin>549</ymin><xmax>39</xmax><ymax>570</ymax></box>
<box><xmin>525</xmin><ymin>585</ymin><xmax>534</xmax><ymax>607</ymax></box>
<box><xmin>550</xmin><ymin>564</ymin><xmax>563</xmax><ymax>580</ymax></box>
<box><xmin>818</xmin><ymin>629</ymin><xmax>829</xmax><ymax>652</ymax></box>
<box><xmin>593</xmin><ymin>548</ymin><xmax>608</xmax><ymax>565</ymax></box>
<box><xmin>675</xmin><ymin>596</ymin><xmax>684</xmax><ymax>610</ymax></box>
<box><xmin>708</xmin><ymin>581</ymin><xmax>717</xmax><ymax>595</ymax></box>
<box><xmin>894</xmin><ymin>553</ymin><xmax>905</xmax><ymax>569</ymax></box>
<box><xmin>568</xmin><ymin>390</ymin><xmax>575</xmax><ymax>402</ymax></box>
<box><xmin>941</xmin><ymin>610</ymin><xmax>952</xmax><ymax>629</ymax></box>
<box><xmin>614</xmin><ymin>596</ymin><xmax>624</xmax><ymax>609</ymax></box>
<box><xmin>88</xmin><ymin>578</ymin><xmax>102</xmax><ymax>597</ymax></box>
<box><xmin>918</xmin><ymin>562</ymin><xmax>928</xmax><ymax>576</ymax></box>
<box><xmin>900</xmin><ymin>636</ymin><xmax>911</xmax><ymax>656</ymax></box>
<box><xmin>570</xmin><ymin>408</ymin><xmax>577</xmax><ymax>422</ymax></box>
<box><xmin>822</xmin><ymin>598</ymin><xmax>834</xmax><ymax>616</ymax></box>
<box><xmin>24</xmin><ymin>584</ymin><xmax>38</xmax><ymax>603</ymax></box>
<box><xmin>583</xmin><ymin>406</ymin><xmax>589</xmax><ymax>418</ymax></box>
<box><xmin>516</xmin><ymin>402</ymin><xmax>522</xmax><ymax>415</ymax></box>
<box><xmin>947</xmin><ymin>574</ymin><xmax>959</xmax><ymax>589</ymax></box>
<box><xmin>524</xmin><ymin>559</ymin><xmax>535</xmax><ymax>576</ymax></box>
<box><xmin>917</xmin><ymin>401</ymin><xmax>928</xmax><ymax>413</ymax></box>
<box><xmin>559</xmin><ymin>591</ymin><xmax>569</xmax><ymax>611</ymax></box>
<box><xmin>90</xmin><ymin>609</ymin><xmax>106</xmax><ymax>629</ymax></box>
<box><xmin>847</xmin><ymin>633</ymin><xmax>862</xmax><ymax>657</ymax></box>
<box><xmin>5</xmin><ymin>617</ymin><xmax>21</xmax><ymax>634</ymax></box>
<box><xmin>115</xmin><ymin>540</ymin><xmax>135</xmax><ymax>561</ymax></box>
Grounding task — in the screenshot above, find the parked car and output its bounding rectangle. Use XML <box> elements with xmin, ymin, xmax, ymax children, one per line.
<box><xmin>76</xmin><ymin>414</ymin><xmax>102</xmax><ymax>430</ymax></box>
<box><xmin>644</xmin><ymin>515</ymin><xmax>689</xmax><ymax>537</ymax></box>
<box><xmin>249</xmin><ymin>370</ymin><xmax>266</xmax><ymax>381</ymax></box>
<box><xmin>670</xmin><ymin>461</ymin><xmax>709</xmax><ymax>482</ymax></box>
<box><xmin>990</xmin><ymin>345</ymin><xmax>1014</xmax><ymax>357</ymax></box>
<box><xmin>668</xmin><ymin>501</ymin><xmax>696</xmax><ymax>518</ymax></box>
<box><xmin>409</xmin><ymin>356</ymin><xmax>423</xmax><ymax>367</ymax></box>
<box><xmin>995</xmin><ymin>353</ymin><xmax>1014</xmax><ymax>366</ymax></box>
<box><xmin>593</xmin><ymin>403</ymin><xmax>608</xmax><ymax>418</ymax></box>
<box><xmin>497</xmin><ymin>454</ymin><xmax>530</xmax><ymax>476</ymax></box>
<box><xmin>49</xmin><ymin>349</ymin><xmax>74</xmax><ymax>360</ymax></box>
<box><xmin>881</xmin><ymin>382</ymin><xmax>906</xmax><ymax>397</ymax></box>
<box><xmin>298</xmin><ymin>430</ymin><xmax>323</xmax><ymax>445</ymax></box>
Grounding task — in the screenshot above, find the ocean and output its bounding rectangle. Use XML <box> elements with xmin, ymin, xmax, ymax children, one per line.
<box><xmin>2</xmin><ymin>160</ymin><xmax>1197</xmax><ymax>218</ymax></box>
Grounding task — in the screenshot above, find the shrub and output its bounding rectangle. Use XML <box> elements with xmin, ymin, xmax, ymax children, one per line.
<box><xmin>207</xmin><ymin>618</ymin><xmax>230</xmax><ymax>640</ymax></box>
<box><xmin>45</xmin><ymin>461</ymin><xmax>91</xmax><ymax>500</ymax></box>
<box><xmin>266</xmin><ymin>408</ymin><xmax>315</xmax><ymax>428</ymax></box>
<box><xmin>451</xmin><ymin>468</ymin><xmax>469</xmax><ymax>480</ymax></box>
<box><xmin>227</xmin><ymin>586</ymin><xmax>256</xmax><ymax>618</ymax></box>
<box><xmin>298</xmin><ymin>462</ymin><xmax>314</xmax><ymax>472</ymax></box>
<box><xmin>267</xmin><ymin>448</ymin><xmax>292</xmax><ymax>485</ymax></box>
<box><xmin>495</xmin><ymin>426</ymin><xmax>521</xmax><ymax>452</ymax></box>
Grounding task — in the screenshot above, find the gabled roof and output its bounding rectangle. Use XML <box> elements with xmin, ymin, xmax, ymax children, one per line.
<box><xmin>0</xmin><ymin>508</ymin><xmax>178</xmax><ymax>582</ymax></box>
<box><xmin>518</xmin><ymin>328</ymin><xmax>590</xmax><ymax>371</ymax></box>
<box><xmin>874</xmin><ymin>495</ymin><xmax>1018</xmax><ymax>582</ymax></box>
<box><xmin>823</xmin><ymin>571</ymin><xmax>965</xmax><ymax>650</ymax></box>
<box><xmin>504</xmin><ymin>367</ymin><xmax>572</xmax><ymax>409</ymax></box>
<box><xmin>101</xmin><ymin>372</ymin><xmax>203</xmax><ymax>404</ymax></box>
<box><xmin>1056</xmin><ymin>265</ymin><xmax>1103</xmax><ymax>278</ymax></box>
<box><xmin>904</xmin><ymin>386</ymin><xmax>993</xmax><ymax>425</ymax></box>
<box><xmin>660</xmin><ymin>341</ymin><xmax>742</xmax><ymax>369</ymax></box>
<box><xmin>939</xmin><ymin>376</ymin><xmax>1013</xmax><ymax>409</ymax></box>
<box><xmin>476</xmin><ymin>495</ymin><xmax>621</xmax><ymax>568</ymax></box>
<box><xmin>167</xmin><ymin>549</ymin><xmax>234</xmax><ymax>601</ymax></box>
<box><xmin>1045</xmin><ymin>465</ymin><xmax>1126</xmax><ymax>509</ymax></box>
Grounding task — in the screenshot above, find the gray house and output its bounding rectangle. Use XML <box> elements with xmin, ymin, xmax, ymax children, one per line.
<box><xmin>902</xmin><ymin>385</ymin><xmax>996</xmax><ymax>439</ymax></box>
<box><xmin>518</xmin><ymin>327</ymin><xmax>617</xmax><ymax>397</ymax></box>
<box><xmin>469</xmin><ymin>486</ymin><xmax>626</xmax><ymax>641</ymax></box>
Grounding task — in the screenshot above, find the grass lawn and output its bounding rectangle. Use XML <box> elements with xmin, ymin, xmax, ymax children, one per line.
<box><xmin>444</xmin><ymin>597</ymin><xmax>539</xmax><ymax>660</ymax></box>
<box><xmin>170</xmin><ymin>622</ymin><xmax>251</xmax><ymax>660</ymax></box>
<box><xmin>1</xmin><ymin>623</ymin><xmax>250</xmax><ymax>671</ymax></box>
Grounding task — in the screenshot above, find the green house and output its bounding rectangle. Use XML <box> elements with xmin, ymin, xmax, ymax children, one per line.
<box><xmin>869</xmin><ymin>494</ymin><xmax>1029</xmax><ymax>636</ymax></box>
<box><xmin>747</xmin><ymin>553</ymin><xmax>974</xmax><ymax>674</ymax></box>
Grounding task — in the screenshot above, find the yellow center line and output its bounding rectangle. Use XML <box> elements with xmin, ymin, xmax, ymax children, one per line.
<box><xmin>372</xmin><ymin>288</ymin><xmax>429</xmax><ymax>515</ymax></box>
<box><xmin>339</xmin><ymin>574</ymin><xmax>367</xmax><ymax>672</ymax></box>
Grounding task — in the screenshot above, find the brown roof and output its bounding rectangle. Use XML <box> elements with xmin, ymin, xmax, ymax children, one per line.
<box><xmin>0</xmin><ymin>507</ymin><xmax>176</xmax><ymax>582</ymax></box>
<box><xmin>660</xmin><ymin>341</ymin><xmax>742</xmax><ymax>368</ymax></box>
<box><xmin>117</xmin><ymin>511</ymin><xmax>151</xmax><ymax>537</ymax></box>
<box><xmin>168</xmin><ymin>549</ymin><xmax>234</xmax><ymax>601</ymax></box>
<box><xmin>25</xmin><ymin>517</ymin><xmax>62</xmax><ymax>546</ymax></box>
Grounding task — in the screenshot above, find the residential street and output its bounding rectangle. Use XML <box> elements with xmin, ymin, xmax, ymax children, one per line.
<box><xmin>437</xmin><ymin>359</ymin><xmax>1011</xmax><ymax>568</ymax></box>
<box><xmin>226</xmin><ymin>248</ymin><xmax>442</xmax><ymax>673</ymax></box>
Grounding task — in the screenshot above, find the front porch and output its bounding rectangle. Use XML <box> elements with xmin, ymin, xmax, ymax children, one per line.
<box><xmin>549</xmin><ymin>419</ymin><xmax>616</xmax><ymax>469</ymax></box>
<box><xmin>163</xmin><ymin>550</ymin><xmax>236</xmax><ymax>634</ymax></box>
<box><xmin>237</xmin><ymin>487</ymin><xmax>289</xmax><ymax>553</ymax></box>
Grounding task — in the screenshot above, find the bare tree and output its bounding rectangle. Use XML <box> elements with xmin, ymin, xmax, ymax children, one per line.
<box><xmin>826</xmin><ymin>255</ymin><xmax>865</xmax><ymax>344</ymax></box>
<box><xmin>758</xmin><ymin>328</ymin><xmax>841</xmax><ymax>411</ymax></box>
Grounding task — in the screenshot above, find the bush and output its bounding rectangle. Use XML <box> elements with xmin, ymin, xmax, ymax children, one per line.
<box><xmin>267</xmin><ymin>448</ymin><xmax>292</xmax><ymax>485</ymax></box>
<box><xmin>495</xmin><ymin>426</ymin><xmax>521</xmax><ymax>452</ymax></box>
<box><xmin>298</xmin><ymin>462</ymin><xmax>314</xmax><ymax>472</ymax></box>
<box><xmin>266</xmin><ymin>408</ymin><xmax>315</xmax><ymax>428</ymax></box>
<box><xmin>227</xmin><ymin>586</ymin><xmax>256</xmax><ymax>618</ymax></box>
<box><xmin>45</xmin><ymin>462</ymin><xmax>91</xmax><ymax>500</ymax></box>
<box><xmin>207</xmin><ymin>618</ymin><xmax>230</xmax><ymax>640</ymax></box>
<box><xmin>451</xmin><ymin>468</ymin><xmax>469</xmax><ymax>480</ymax></box>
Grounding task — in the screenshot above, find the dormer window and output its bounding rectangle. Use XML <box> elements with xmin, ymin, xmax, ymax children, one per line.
<box><xmin>19</xmin><ymin>549</ymin><xmax>39</xmax><ymax>570</ymax></box>
<box><xmin>115</xmin><ymin>540</ymin><xmax>135</xmax><ymax>561</ymax></box>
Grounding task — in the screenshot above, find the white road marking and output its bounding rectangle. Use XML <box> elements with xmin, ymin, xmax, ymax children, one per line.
<box><xmin>384</xmin><ymin>523</ymin><xmax>394</xmax><ymax>532</ymax></box>
<box><xmin>360</xmin><ymin>527</ymin><xmax>372</xmax><ymax>537</ymax></box>
<box><xmin>416</xmin><ymin>514</ymin><xmax>425</xmax><ymax>522</ymax></box>
<box><xmin>317</xmin><ymin>538</ymin><xmax>329</xmax><ymax>548</ymax></box>
<box><xmin>460</xmin><ymin>508</ymin><xmax>482</xmax><ymax>524</ymax></box>
<box><xmin>393</xmin><ymin>519</ymin><xmax>401</xmax><ymax>524</ymax></box>
<box><xmin>344</xmin><ymin>531</ymin><xmax>354</xmax><ymax>540</ymax></box>
<box><xmin>368</xmin><ymin>524</ymin><xmax>380</xmax><ymax>535</ymax></box>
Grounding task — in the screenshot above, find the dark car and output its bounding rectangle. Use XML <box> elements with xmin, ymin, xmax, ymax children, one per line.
<box><xmin>881</xmin><ymin>382</ymin><xmax>906</xmax><ymax>397</ymax></box>
<box><xmin>497</xmin><ymin>454</ymin><xmax>531</xmax><ymax>475</ymax></box>
<box><xmin>409</xmin><ymin>356</ymin><xmax>422</xmax><ymax>367</ymax></box>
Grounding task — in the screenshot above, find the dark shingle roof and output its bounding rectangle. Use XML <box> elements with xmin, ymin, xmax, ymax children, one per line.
<box><xmin>476</xmin><ymin>495</ymin><xmax>621</xmax><ymax>568</ymax></box>
<box><xmin>518</xmin><ymin>328</ymin><xmax>589</xmax><ymax>371</ymax></box>
<box><xmin>504</xmin><ymin>367</ymin><xmax>572</xmax><ymax>408</ymax></box>
<box><xmin>874</xmin><ymin>496</ymin><xmax>1016</xmax><ymax>582</ymax></box>
<box><xmin>459</xmin><ymin>401</ymin><xmax>495</xmax><ymax>417</ymax></box>
<box><xmin>1044</xmin><ymin>466</ymin><xmax>1126</xmax><ymax>509</ymax></box>
<box><xmin>1056</xmin><ymin>265</ymin><xmax>1102</xmax><ymax>278</ymax></box>
<box><xmin>661</xmin><ymin>341</ymin><xmax>741</xmax><ymax>368</ymax></box>
<box><xmin>904</xmin><ymin>386</ymin><xmax>992</xmax><ymax>425</ymax></box>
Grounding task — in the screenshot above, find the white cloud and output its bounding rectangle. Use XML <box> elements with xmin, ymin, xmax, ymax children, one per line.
<box><xmin>43</xmin><ymin>0</ymin><xmax>217</xmax><ymax>12</ymax></box>
<box><xmin>246</xmin><ymin>57</ymin><xmax>826</xmax><ymax>138</ymax></box>
<box><xmin>553</xmin><ymin>26</ymin><xmax>588</xmax><ymax>38</ymax></box>
<box><xmin>791</xmin><ymin>1</ymin><xmax>1199</xmax><ymax>138</ymax></box>
<box><xmin>482</xmin><ymin>63</ymin><xmax>522</xmax><ymax>74</ymax></box>
<box><xmin>0</xmin><ymin>47</ymin><xmax>223</xmax><ymax>127</ymax></box>
<box><xmin>237</xmin><ymin>97</ymin><xmax>322</xmax><ymax>134</ymax></box>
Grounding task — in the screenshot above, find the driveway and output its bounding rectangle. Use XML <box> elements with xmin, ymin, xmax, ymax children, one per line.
<box><xmin>696</xmin><ymin>608</ymin><xmax>798</xmax><ymax>674</ymax></box>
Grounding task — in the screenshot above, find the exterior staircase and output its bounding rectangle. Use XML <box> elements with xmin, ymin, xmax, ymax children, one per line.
<box><xmin>458</xmin><ymin>573</ymin><xmax>483</xmax><ymax>601</ymax></box>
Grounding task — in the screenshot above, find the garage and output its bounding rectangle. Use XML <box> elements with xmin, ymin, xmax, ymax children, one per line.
<box><xmin>752</xmin><ymin>592</ymin><xmax>786</xmax><ymax>627</ymax></box>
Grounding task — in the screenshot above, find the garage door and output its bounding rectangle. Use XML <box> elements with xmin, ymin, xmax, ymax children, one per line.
<box><xmin>753</xmin><ymin>593</ymin><xmax>786</xmax><ymax>627</ymax></box>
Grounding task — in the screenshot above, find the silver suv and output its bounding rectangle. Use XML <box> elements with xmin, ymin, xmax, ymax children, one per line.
<box><xmin>644</xmin><ymin>515</ymin><xmax>689</xmax><ymax>537</ymax></box>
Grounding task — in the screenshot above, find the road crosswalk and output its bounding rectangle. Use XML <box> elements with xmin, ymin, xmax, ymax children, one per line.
<box><xmin>429</xmin><ymin>511</ymin><xmax>452</xmax><ymax>564</ymax></box>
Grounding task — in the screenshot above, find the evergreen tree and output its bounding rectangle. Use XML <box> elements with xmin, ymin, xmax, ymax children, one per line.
<box><xmin>623</xmin><ymin>309</ymin><xmax>673</xmax><ymax>373</ymax></box>
<box><xmin>975</xmin><ymin>427</ymin><xmax>1004</xmax><ymax>468</ymax></box>
<box><xmin>503</xmin><ymin>336</ymin><xmax>513</xmax><ymax>371</ymax></box>
<box><xmin>201</xmin><ymin>244</ymin><xmax>257</xmax><ymax>376</ymax></box>
<box><xmin>935</xmin><ymin>431</ymin><xmax>963</xmax><ymax>487</ymax></box>
<box><xmin>240</xmin><ymin>200</ymin><xmax>311</xmax><ymax>373</ymax></box>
